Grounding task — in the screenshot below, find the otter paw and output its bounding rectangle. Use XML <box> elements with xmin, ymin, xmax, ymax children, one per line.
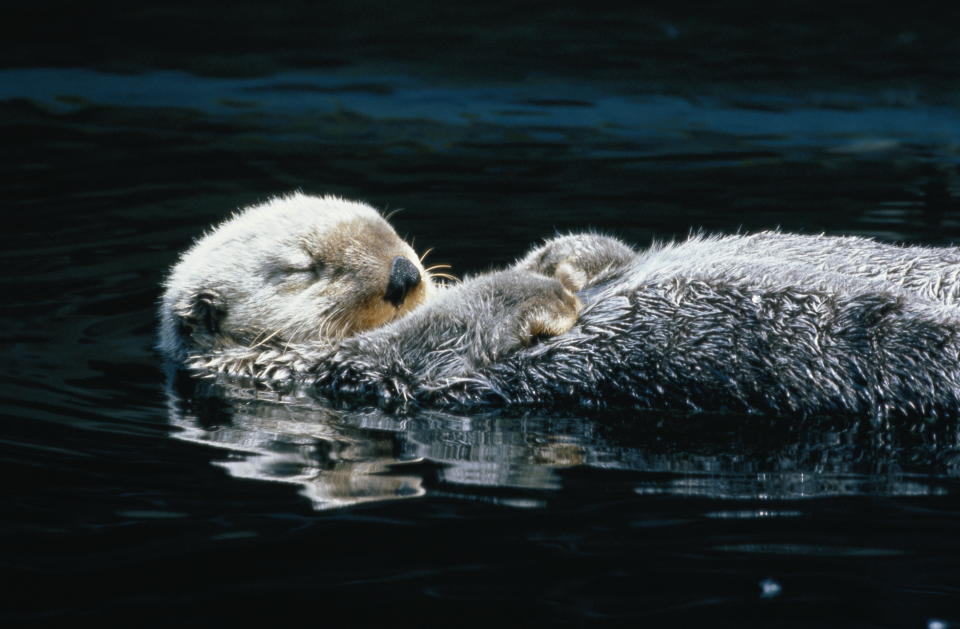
<box><xmin>515</xmin><ymin>280</ymin><xmax>582</xmax><ymax>346</ymax></box>
<box><xmin>518</xmin><ymin>234</ymin><xmax>636</xmax><ymax>292</ymax></box>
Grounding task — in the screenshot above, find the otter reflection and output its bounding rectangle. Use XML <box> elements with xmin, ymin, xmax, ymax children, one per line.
<box><xmin>167</xmin><ymin>376</ymin><xmax>960</xmax><ymax>510</ymax></box>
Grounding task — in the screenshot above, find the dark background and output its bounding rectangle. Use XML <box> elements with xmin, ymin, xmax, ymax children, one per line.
<box><xmin>2</xmin><ymin>2</ymin><xmax>959</xmax><ymax>626</ymax></box>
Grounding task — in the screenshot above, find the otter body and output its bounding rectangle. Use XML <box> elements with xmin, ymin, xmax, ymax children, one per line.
<box><xmin>310</xmin><ymin>235</ymin><xmax>960</xmax><ymax>418</ymax></box>
<box><xmin>179</xmin><ymin>217</ymin><xmax>960</xmax><ymax>419</ymax></box>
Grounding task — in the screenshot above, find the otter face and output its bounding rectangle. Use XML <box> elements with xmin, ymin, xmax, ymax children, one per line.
<box><xmin>159</xmin><ymin>193</ymin><xmax>435</xmax><ymax>359</ymax></box>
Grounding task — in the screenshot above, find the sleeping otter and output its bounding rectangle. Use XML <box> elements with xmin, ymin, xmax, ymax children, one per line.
<box><xmin>164</xmin><ymin>198</ymin><xmax>960</xmax><ymax>419</ymax></box>
<box><xmin>160</xmin><ymin>193</ymin><xmax>582</xmax><ymax>379</ymax></box>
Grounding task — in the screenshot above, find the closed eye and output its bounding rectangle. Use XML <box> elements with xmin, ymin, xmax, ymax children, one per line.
<box><xmin>287</xmin><ymin>261</ymin><xmax>327</xmax><ymax>280</ymax></box>
<box><xmin>286</xmin><ymin>259</ymin><xmax>324</xmax><ymax>276</ymax></box>
<box><xmin>265</xmin><ymin>266</ymin><xmax>315</xmax><ymax>285</ymax></box>
<box><xmin>272</xmin><ymin>256</ymin><xmax>326</xmax><ymax>282</ymax></box>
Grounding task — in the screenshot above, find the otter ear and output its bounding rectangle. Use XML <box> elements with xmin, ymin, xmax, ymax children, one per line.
<box><xmin>176</xmin><ymin>290</ymin><xmax>226</xmax><ymax>340</ymax></box>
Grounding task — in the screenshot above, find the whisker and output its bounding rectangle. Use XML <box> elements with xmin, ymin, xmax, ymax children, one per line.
<box><xmin>318</xmin><ymin>305</ymin><xmax>349</xmax><ymax>342</ymax></box>
<box><xmin>419</xmin><ymin>247</ymin><xmax>434</xmax><ymax>263</ymax></box>
<box><xmin>430</xmin><ymin>272</ymin><xmax>460</xmax><ymax>283</ymax></box>
<box><xmin>424</xmin><ymin>263</ymin><xmax>452</xmax><ymax>272</ymax></box>
<box><xmin>259</xmin><ymin>296</ymin><xmax>345</xmax><ymax>352</ymax></box>
<box><xmin>248</xmin><ymin>328</ymin><xmax>272</xmax><ymax>346</ymax></box>
<box><xmin>384</xmin><ymin>207</ymin><xmax>404</xmax><ymax>222</ymax></box>
<box><xmin>250</xmin><ymin>318</ymin><xmax>298</xmax><ymax>346</ymax></box>
<box><xmin>313</xmin><ymin>308</ymin><xmax>337</xmax><ymax>337</ymax></box>
<box><xmin>250</xmin><ymin>325</ymin><xmax>288</xmax><ymax>349</ymax></box>
<box><xmin>281</xmin><ymin>316</ymin><xmax>314</xmax><ymax>352</ymax></box>
<box><xmin>252</xmin><ymin>310</ymin><xmax>313</xmax><ymax>349</ymax></box>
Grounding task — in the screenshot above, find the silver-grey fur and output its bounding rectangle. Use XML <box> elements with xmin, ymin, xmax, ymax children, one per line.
<box><xmin>182</xmin><ymin>229</ymin><xmax>960</xmax><ymax>419</ymax></box>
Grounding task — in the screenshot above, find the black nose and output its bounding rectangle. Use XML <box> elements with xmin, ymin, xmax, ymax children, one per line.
<box><xmin>384</xmin><ymin>256</ymin><xmax>421</xmax><ymax>307</ymax></box>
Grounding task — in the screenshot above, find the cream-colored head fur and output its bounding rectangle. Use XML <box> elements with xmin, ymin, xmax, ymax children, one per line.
<box><xmin>159</xmin><ymin>192</ymin><xmax>434</xmax><ymax>359</ymax></box>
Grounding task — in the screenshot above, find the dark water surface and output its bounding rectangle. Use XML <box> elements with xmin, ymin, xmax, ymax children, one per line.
<box><xmin>3</xmin><ymin>4</ymin><xmax>960</xmax><ymax>626</ymax></box>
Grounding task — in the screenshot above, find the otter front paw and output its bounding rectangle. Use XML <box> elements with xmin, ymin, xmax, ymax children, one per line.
<box><xmin>311</xmin><ymin>269</ymin><xmax>583</xmax><ymax>397</ymax></box>
<box><xmin>433</xmin><ymin>269</ymin><xmax>583</xmax><ymax>363</ymax></box>
<box><xmin>515</xmin><ymin>279</ymin><xmax>582</xmax><ymax>346</ymax></box>
<box><xmin>517</xmin><ymin>233</ymin><xmax>636</xmax><ymax>292</ymax></box>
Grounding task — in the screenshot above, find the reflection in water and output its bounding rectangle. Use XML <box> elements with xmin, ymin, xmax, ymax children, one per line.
<box><xmin>167</xmin><ymin>375</ymin><xmax>960</xmax><ymax>510</ymax></box>
<box><xmin>167</xmin><ymin>382</ymin><xmax>426</xmax><ymax>510</ymax></box>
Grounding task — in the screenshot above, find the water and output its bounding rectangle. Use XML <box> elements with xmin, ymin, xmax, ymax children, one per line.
<box><xmin>3</xmin><ymin>4</ymin><xmax>960</xmax><ymax>626</ymax></box>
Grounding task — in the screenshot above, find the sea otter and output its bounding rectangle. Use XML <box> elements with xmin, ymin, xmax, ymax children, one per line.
<box><xmin>164</xmin><ymin>196</ymin><xmax>960</xmax><ymax>419</ymax></box>
<box><xmin>160</xmin><ymin>193</ymin><xmax>582</xmax><ymax>375</ymax></box>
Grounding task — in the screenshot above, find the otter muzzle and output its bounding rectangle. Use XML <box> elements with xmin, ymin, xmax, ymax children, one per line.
<box><xmin>385</xmin><ymin>256</ymin><xmax>421</xmax><ymax>307</ymax></box>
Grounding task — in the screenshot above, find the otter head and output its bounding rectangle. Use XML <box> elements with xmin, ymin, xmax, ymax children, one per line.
<box><xmin>159</xmin><ymin>193</ymin><xmax>435</xmax><ymax>360</ymax></box>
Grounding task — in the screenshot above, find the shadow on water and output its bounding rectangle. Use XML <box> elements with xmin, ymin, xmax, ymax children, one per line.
<box><xmin>167</xmin><ymin>374</ymin><xmax>960</xmax><ymax>512</ymax></box>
